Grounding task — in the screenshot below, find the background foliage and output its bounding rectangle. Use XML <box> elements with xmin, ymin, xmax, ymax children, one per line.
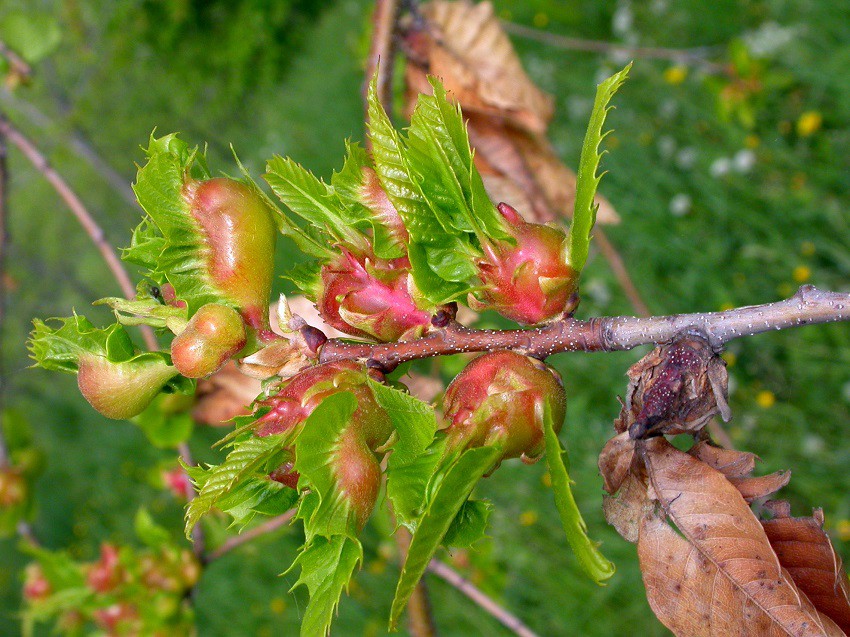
<box><xmin>1</xmin><ymin>0</ymin><xmax>849</xmax><ymax>634</ymax></box>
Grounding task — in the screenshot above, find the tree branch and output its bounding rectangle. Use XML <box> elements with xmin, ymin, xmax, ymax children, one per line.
<box><xmin>427</xmin><ymin>560</ymin><xmax>539</xmax><ymax>637</ymax></box>
<box><xmin>0</xmin><ymin>117</ymin><xmax>158</xmax><ymax>351</ymax></box>
<box><xmin>363</xmin><ymin>0</ymin><xmax>401</xmax><ymax>142</ymax></box>
<box><xmin>320</xmin><ymin>285</ymin><xmax>850</xmax><ymax>368</ymax></box>
<box><xmin>501</xmin><ymin>21</ymin><xmax>724</xmax><ymax>71</ymax></box>
<box><xmin>0</xmin><ymin>40</ymin><xmax>32</xmax><ymax>81</ymax></box>
<box><xmin>208</xmin><ymin>510</ymin><xmax>296</xmax><ymax>561</ymax></box>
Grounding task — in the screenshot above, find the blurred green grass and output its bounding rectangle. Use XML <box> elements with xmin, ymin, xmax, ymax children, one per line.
<box><xmin>1</xmin><ymin>0</ymin><xmax>849</xmax><ymax>635</ymax></box>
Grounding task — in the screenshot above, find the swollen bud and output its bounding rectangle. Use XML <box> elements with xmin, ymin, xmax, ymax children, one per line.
<box><xmin>77</xmin><ymin>354</ymin><xmax>179</xmax><ymax>420</ymax></box>
<box><xmin>443</xmin><ymin>351</ymin><xmax>566</xmax><ymax>463</ymax></box>
<box><xmin>257</xmin><ymin>361</ymin><xmax>393</xmax><ymax>529</ymax></box>
<box><xmin>317</xmin><ymin>250</ymin><xmax>431</xmax><ymax>342</ymax></box>
<box><xmin>473</xmin><ymin>203</ymin><xmax>578</xmax><ymax>325</ymax></box>
<box><xmin>23</xmin><ymin>564</ymin><xmax>51</xmax><ymax>602</ymax></box>
<box><xmin>170</xmin><ymin>303</ymin><xmax>246</xmax><ymax>378</ymax></box>
<box><xmin>185</xmin><ymin>177</ymin><xmax>277</xmax><ymax>330</ymax></box>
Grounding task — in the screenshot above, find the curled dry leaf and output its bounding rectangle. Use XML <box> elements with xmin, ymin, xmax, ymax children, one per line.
<box><xmin>402</xmin><ymin>0</ymin><xmax>619</xmax><ymax>225</ymax></box>
<box><xmin>599</xmin><ymin>431</ymin><xmax>650</xmax><ymax>544</ymax></box>
<box><xmin>689</xmin><ymin>440</ymin><xmax>791</xmax><ymax>503</ymax></box>
<box><xmin>193</xmin><ymin>361</ymin><xmax>262</xmax><ymax>427</ymax></box>
<box><xmin>761</xmin><ymin>502</ymin><xmax>850</xmax><ymax>633</ymax></box>
<box><xmin>638</xmin><ymin>437</ymin><xmax>844</xmax><ymax>636</ymax></box>
<box><xmin>599</xmin><ymin>431</ymin><xmax>636</xmax><ymax>494</ymax></box>
<box><xmin>617</xmin><ymin>333</ymin><xmax>730</xmax><ymax>438</ymax></box>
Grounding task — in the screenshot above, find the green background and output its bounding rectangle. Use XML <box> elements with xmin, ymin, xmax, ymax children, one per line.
<box><xmin>1</xmin><ymin>0</ymin><xmax>849</xmax><ymax>635</ymax></box>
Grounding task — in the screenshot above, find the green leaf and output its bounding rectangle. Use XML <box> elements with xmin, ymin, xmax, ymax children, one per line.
<box><xmin>406</xmin><ymin>78</ymin><xmax>508</xmax><ymax>242</ymax></box>
<box><xmin>0</xmin><ymin>12</ymin><xmax>61</xmax><ymax>64</ymax></box>
<box><xmin>407</xmin><ymin>243</ymin><xmax>471</xmax><ymax>306</ymax></box>
<box><xmin>367</xmin><ymin>76</ymin><xmax>448</xmax><ymax>243</ymax></box>
<box><xmin>289</xmin><ymin>535</ymin><xmax>363</xmax><ymax>637</ymax></box>
<box><xmin>265</xmin><ymin>155</ymin><xmax>366</xmax><ymax>253</ymax></box>
<box><xmin>281</xmin><ymin>261</ymin><xmax>321</xmax><ymax>299</ymax></box>
<box><xmin>185</xmin><ymin>433</ymin><xmax>289</xmax><ymax>537</ymax></box>
<box><xmin>367</xmin><ymin>381</ymin><xmax>442</xmax><ymax>526</ymax></box>
<box><xmin>126</xmin><ymin>133</ymin><xmax>232</xmax><ymax>314</ymax></box>
<box><xmin>27</xmin><ymin>313</ymin><xmax>190</xmax><ymax>393</ymax></box>
<box><xmin>29</xmin><ymin>314</ymin><xmax>133</xmax><ymax>373</ymax></box>
<box><xmin>443</xmin><ymin>499</ymin><xmax>492</xmax><ymax>548</ymax></box>
<box><xmin>389</xmin><ymin>445</ymin><xmax>501</xmax><ymax>628</ymax></box>
<box><xmin>293</xmin><ymin>392</ymin><xmax>359</xmax><ymax>540</ymax></box>
<box><xmin>568</xmin><ymin>63</ymin><xmax>631</xmax><ymax>273</ymax></box>
<box><xmin>216</xmin><ymin>477</ymin><xmax>298</xmax><ymax>530</ymax></box>
<box><xmin>542</xmin><ymin>402</ymin><xmax>615</xmax><ymax>584</ymax></box>
<box><xmin>134</xmin><ymin>508</ymin><xmax>172</xmax><ymax>548</ymax></box>
<box><xmin>95</xmin><ymin>295</ymin><xmax>188</xmax><ymax>334</ymax></box>
<box><xmin>133</xmin><ymin>403</ymin><xmax>194</xmax><ymax>449</ymax></box>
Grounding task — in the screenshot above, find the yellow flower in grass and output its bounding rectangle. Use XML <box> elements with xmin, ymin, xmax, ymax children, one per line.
<box><xmin>797</xmin><ymin>111</ymin><xmax>822</xmax><ymax>137</ymax></box>
<box><xmin>756</xmin><ymin>390</ymin><xmax>775</xmax><ymax>409</ymax></box>
<box><xmin>663</xmin><ymin>65</ymin><xmax>688</xmax><ymax>85</ymax></box>
<box><xmin>793</xmin><ymin>265</ymin><xmax>811</xmax><ymax>283</ymax></box>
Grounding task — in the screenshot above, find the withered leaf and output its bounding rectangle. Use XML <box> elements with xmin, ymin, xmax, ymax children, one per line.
<box><xmin>405</xmin><ymin>0</ymin><xmax>552</xmax><ymax>133</ymax></box>
<box><xmin>603</xmin><ymin>470</ymin><xmax>650</xmax><ymax>544</ymax></box>
<box><xmin>762</xmin><ymin>504</ymin><xmax>850</xmax><ymax>633</ymax></box>
<box><xmin>193</xmin><ymin>361</ymin><xmax>262</xmax><ymax>427</ymax></box>
<box><xmin>638</xmin><ymin>437</ymin><xmax>843</xmax><ymax>636</ymax></box>
<box><xmin>690</xmin><ymin>440</ymin><xmax>758</xmax><ymax>478</ymax></box>
<box><xmin>599</xmin><ymin>431</ymin><xmax>636</xmax><ymax>495</ymax></box>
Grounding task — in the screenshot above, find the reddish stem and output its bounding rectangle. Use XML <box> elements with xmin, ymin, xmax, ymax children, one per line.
<box><xmin>320</xmin><ymin>286</ymin><xmax>850</xmax><ymax>367</ymax></box>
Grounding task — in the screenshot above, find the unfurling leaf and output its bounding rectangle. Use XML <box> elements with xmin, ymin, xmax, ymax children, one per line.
<box><xmin>389</xmin><ymin>445</ymin><xmax>502</xmax><ymax>630</ymax></box>
<box><xmin>28</xmin><ymin>315</ymin><xmax>190</xmax><ymax>419</ymax></box>
<box><xmin>568</xmin><ymin>63</ymin><xmax>631</xmax><ymax>273</ymax></box>
<box><xmin>543</xmin><ymin>402</ymin><xmax>615</xmax><ymax>584</ymax></box>
<box><xmin>289</xmin><ymin>535</ymin><xmax>363</xmax><ymax>637</ymax></box>
<box><xmin>402</xmin><ymin>0</ymin><xmax>619</xmax><ymax>226</ymax></box>
<box><xmin>184</xmin><ymin>433</ymin><xmax>289</xmax><ymax>537</ymax></box>
<box><xmin>367</xmin><ymin>380</ymin><xmax>441</xmax><ymax>527</ymax></box>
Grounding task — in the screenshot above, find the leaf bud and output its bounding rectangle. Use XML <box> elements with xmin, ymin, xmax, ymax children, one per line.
<box><xmin>22</xmin><ymin>564</ymin><xmax>51</xmax><ymax>602</ymax></box>
<box><xmin>443</xmin><ymin>351</ymin><xmax>566</xmax><ymax>463</ymax></box>
<box><xmin>170</xmin><ymin>303</ymin><xmax>247</xmax><ymax>378</ymax></box>
<box><xmin>77</xmin><ymin>354</ymin><xmax>179</xmax><ymax>420</ymax></box>
<box><xmin>473</xmin><ymin>203</ymin><xmax>578</xmax><ymax>325</ymax></box>
<box><xmin>316</xmin><ymin>250</ymin><xmax>432</xmax><ymax>342</ymax></box>
<box><xmin>86</xmin><ymin>543</ymin><xmax>124</xmax><ymax>594</ymax></box>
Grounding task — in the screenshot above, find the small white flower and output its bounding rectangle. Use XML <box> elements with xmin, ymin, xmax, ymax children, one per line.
<box><xmin>675</xmin><ymin>147</ymin><xmax>697</xmax><ymax>170</ymax></box>
<box><xmin>669</xmin><ymin>193</ymin><xmax>692</xmax><ymax>217</ymax></box>
<box><xmin>733</xmin><ymin>149</ymin><xmax>757</xmax><ymax>173</ymax></box>
<box><xmin>710</xmin><ymin>157</ymin><xmax>732</xmax><ymax>177</ymax></box>
<box><xmin>657</xmin><ymin>135</ymin><xmax>676</xmax><ymax>159</ymax></box>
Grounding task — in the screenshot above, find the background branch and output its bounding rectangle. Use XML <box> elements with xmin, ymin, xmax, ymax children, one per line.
<box><xmin>427</xmin><ymin>560</ymin><xmax>539</xmax><ymax>637</ymax></box>
<box><xmin>0</xmin><ymin>117</ymin><xmax>157</xmax><ymax>351</ymax></box>
<box><xmin>208</xmin><ymin>510</ymin><xmax>296</xmax><ymax>561</ymax></box>
<box><xmin>501</xmin><ymin>21</ymin><xmax>725</xmax><ymax>71</ymax></box>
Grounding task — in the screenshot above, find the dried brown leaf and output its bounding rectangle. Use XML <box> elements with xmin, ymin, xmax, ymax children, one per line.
<box><xmin>690</xmin><ymin>440</ymin><xmax>758</xmax><ymax>478</ymax></box>
<box><xmin>762</xmin><ymin>504</ymin><xmax>850</xmax><ymax>633</ymax></box>
<box><xmin>730</xmin><ymin>471</ymin><xmax>792</xmax><ymax>503</ymax></box>
<box><xmin>193</xmin><ymin>361</ymin><xmax>262</xmax><ymax>427</ymax></box>
<box><xmin>406</xmin><ymin>0</ymin><xmax>553</xmax><ymax>133</ymax></box>
<box><xmin>603</xmin><ymin>470</ymin><xmax>650</xmax><ymax>544</ymax></box>
<box><xmin>638</xmin><ymin>437</ymin><xmax>843</xmax><ymax>636</ymax></box>
<box><xmin>599</xmin><ymin>431</ymin><xmax>636</xmax><ymax>494</ymax></box>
